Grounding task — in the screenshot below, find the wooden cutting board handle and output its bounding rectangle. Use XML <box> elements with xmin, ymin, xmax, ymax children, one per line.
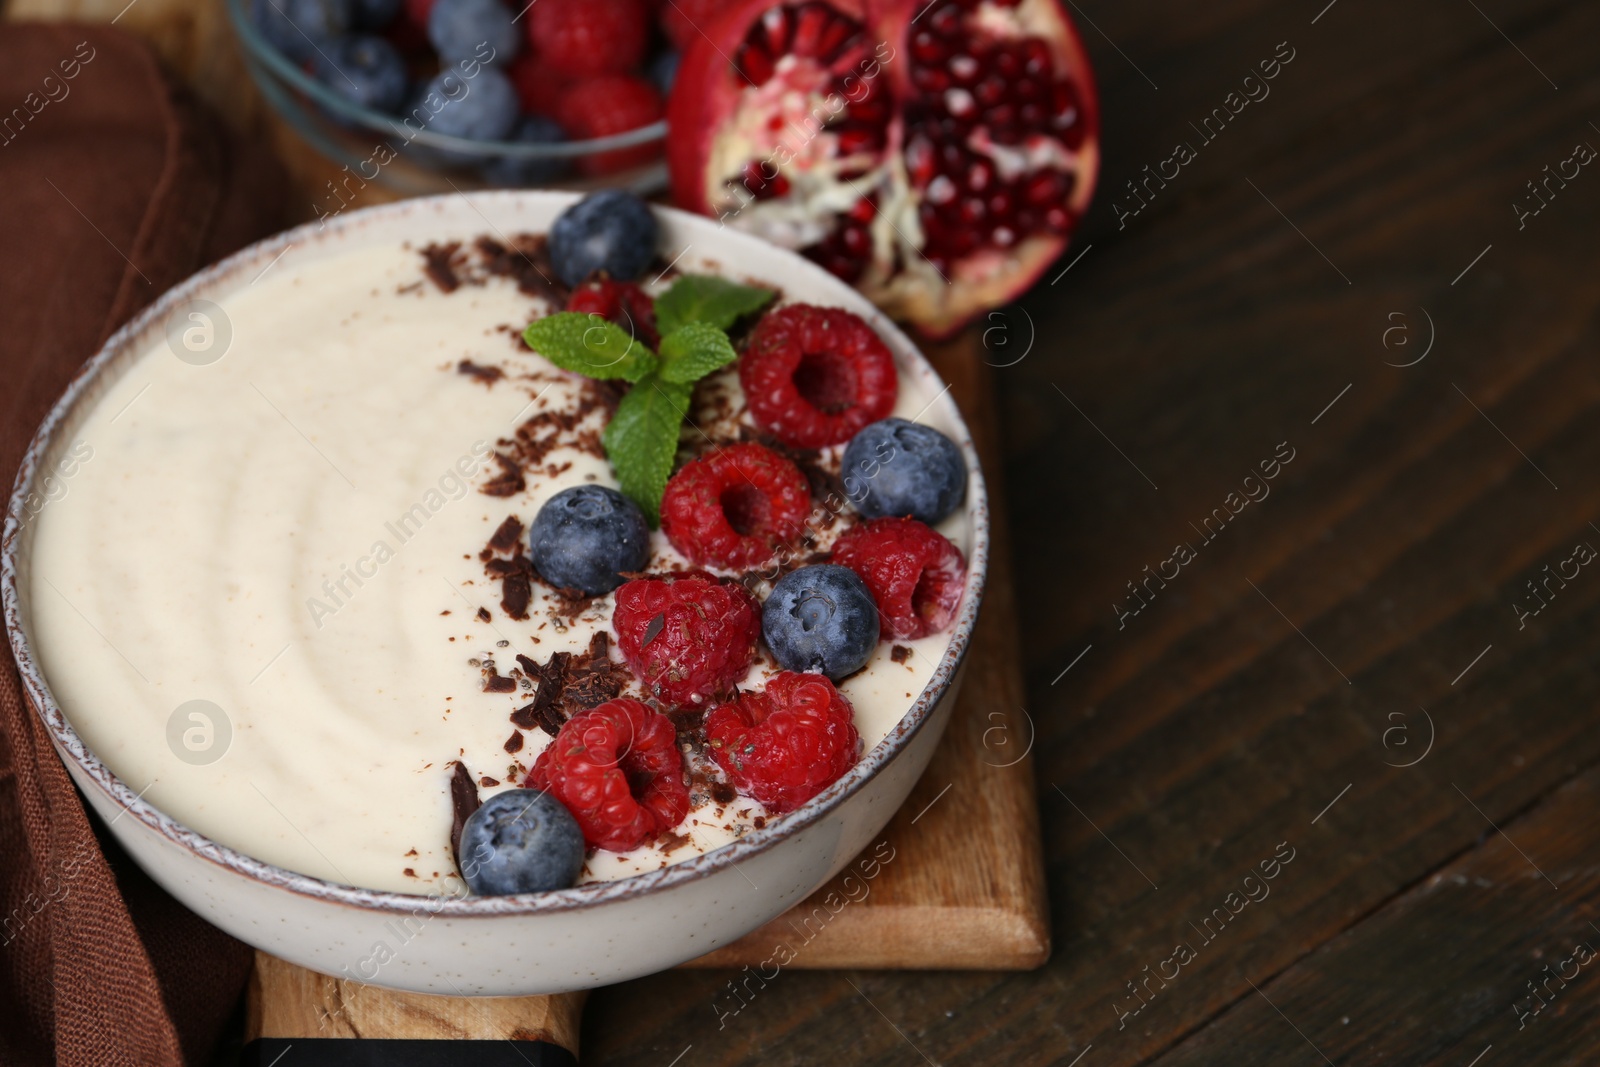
<box><xmin>244</xmin><ymin>950</ymin><xmax>586</xmax><ymax>1065</ymax></box>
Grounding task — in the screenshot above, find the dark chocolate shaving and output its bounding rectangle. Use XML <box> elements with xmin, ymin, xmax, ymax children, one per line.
<box><xmin>480</xmin><ymin>452</ymin><xmax>526</xmax><ymax>497</ymax></box>
<box><xmin>457</xmin><ymin>360</ymin><xmax>504</xmax><ymax>385</ymax></box>
<box><xmin>891</xmin><ymin>645</ymin><xmax>913</xmax><ymax>663</ymax></box>
<box><xmin>476</xmin><ymin>606</ymin><xmax>491</xmax><ymax>623</ymax></box>
<box><xmin>484</xmin><ymin>515</ymin><xmax>525</xmax><ymax>557</ymax></box>
<box><xmin>504</xmin><ymin>730</ymin><xmax>525</xmax><ymax>754</ymax></box>
<box><xmin>448</xmin><ymin>760</ymin><xmax>480</xmax><ymax>868</ymax></box>
<box><xmin>421</xmin><ymin>242</ymin><xmax>463</xmax><ymax>293</ymax></box>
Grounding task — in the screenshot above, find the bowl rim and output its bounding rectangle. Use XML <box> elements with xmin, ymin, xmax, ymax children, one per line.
<box><xmin>0</xmin><ymin>190</ymin><xmax>989</xmax><ymax>918</ymax></box>
<box><xmin>225</xmin><ymin>0</ymin><xmax>669</xmax><ymax>161</ymax></box>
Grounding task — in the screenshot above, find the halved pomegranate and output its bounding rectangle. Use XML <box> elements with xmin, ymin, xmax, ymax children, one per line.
<box><xmin>667</xmin><ymin>0</ymin><xmax>1098</xmax><ymax>337</ymax></box>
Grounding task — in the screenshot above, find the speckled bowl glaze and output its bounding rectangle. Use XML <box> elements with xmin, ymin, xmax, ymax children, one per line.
<box><xmin>1</xmin><ymin>192</ymin><xmax>988</xmax><ymax>996</ymax></box>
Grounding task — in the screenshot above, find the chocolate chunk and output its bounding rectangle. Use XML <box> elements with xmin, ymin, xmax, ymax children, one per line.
<box><xmin>504</xmin><ymin>730</ymin><xmax>524</xmax><ymax>754</ymax></box>
<box><xmin>709</xmin><ymin>781</ymin><xmax>737</xmax><ymax>806</ymax></box>
<box><xmin>479</xmin><ymin>776</ymin><xmax>499</xmax><ymax>788</ymax></box>
<box><xmin>421</xmin><ymin>242</ymin><xmax>463</xmax><ymax>293</ymax></box>
<box><xmin>480</xmin><ymin>452</ymin><xmax>526</xmax><ymax>497</ymax></box>
<box><xmin>457</xmin><ymin>360</ymin><xmax>504</xmax><ymax>385</ymax></box>
<box><xmin>448</xmin><ymin>761</ymin><xmax>481</xmax><ymax>867</ymax></box>
<box><xmin>485</xmin><ymin>514</ymin><xmax>525</xmax><ymax>556</ymax></box>
<box><xmin>476</xmin><ymin>606</ymin><xmax>491</xmax><ymax>623</ymax></box>
<box><xmin>483</xmin><ymin>672</ymin><xmax>517</xmax><ymax>693</ymax></box>
<box><xmin>501</xmin><ymin>570</ymin><xmax>532</xmax><ymax>621</ymax></box>
<box><xmin>891</xmin><ymin>645</ymin><xmax>912</xmax><ymax>663</ymax></box>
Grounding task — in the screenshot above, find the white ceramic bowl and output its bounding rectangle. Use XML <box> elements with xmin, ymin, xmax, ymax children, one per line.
<box><xmin>1</xmin><ymin>192</ymin><xmax>988</xmax><ymax>996</ymax></box>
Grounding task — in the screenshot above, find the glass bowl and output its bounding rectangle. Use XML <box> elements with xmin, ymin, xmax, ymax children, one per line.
<box><xmin>223</xmin><ymin>0</ymin><xmax>669</xmax><ymax>195</ymax></box>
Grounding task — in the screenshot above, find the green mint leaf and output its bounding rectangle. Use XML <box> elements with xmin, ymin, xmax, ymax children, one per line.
<box><xmin>523</xmin><ymin>312</ymin><xmax>658</xmax><ymax>382</ymax></box>
<box><xmin>654</xmin><ymin>274</ymin><xmax>776</xmax><ymax>336</ymax></box>
<box><xmin>602</xmin><ymin>374</ymin><xmax>692</xmax><ymax>526</ymax></box>
<box><xmin>658</xmin><ymin>321</ymin><xmax>739</xmax><ymax>385</ymax></box>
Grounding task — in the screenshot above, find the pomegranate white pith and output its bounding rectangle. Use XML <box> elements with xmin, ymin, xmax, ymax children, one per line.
<box><xmin>669</xmin><ymin>0</ymin><xmax>1099</xmax><ymax>337</ymax></box>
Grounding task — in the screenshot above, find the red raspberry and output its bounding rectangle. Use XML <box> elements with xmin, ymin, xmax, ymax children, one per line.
<box><xmin>830</xmin><ymin>517</ymin><xmax>966</xmax><ymax>640</ymax></box>
<box><xmin>507</xmin><ymin>53</ymin><xmax>567</xmax><ymax>116</ymax></box>
<box><xmin>706</xmin><ymin>672</ymin><xmax>860</xmax><ymax>813</ymax></box>
<box><xmin>660</xmin><ymin>443</ymin><xmax>812</xmax><ymax>571</ymax></box>
<box><xmin>739</xmin><ymin>304</ymin><xmax>898</xmax><ymax>449</ymax></box>
<box><xmin>527</xmin><ymin>0</ymin><xmax>648</xmax><ymax>78</ymax></box>
<box><xmin>525</xmin><ymin>697</ymin><xmax>689</xmax><ymax>852</ymax></box>
<box><xmin>567</xmin><ymin>278</ymin><xmax>659</xmax><ymax>348</ymax></box>
<box><xmin>659</xmin><ymin>0</ymin><xmax>740</xmax><ymax>49</ymax></box>
<box><xmin>613</xmin><ymin>571</ymin><xmax>761</xmax><ymax>705</ymax></box>
<box><xmin>556</xmin><ymin>75</ymin><xmax>664</xmax><ymax>176</ymax></box>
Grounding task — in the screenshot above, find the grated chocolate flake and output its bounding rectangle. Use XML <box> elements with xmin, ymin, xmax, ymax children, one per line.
<box><xmin>457</xmin><ymin>359</ymin><xmax>504</xmax><ymax>385</ymax></box>
<box><xmin>480</xmin><ymin>451</ymin><xmax>526</xmax><ymax>497</ymax></box>
<box><xmin>421</xmin><ymin>242</ymin><xmax>465</xmax><ymax>293</ymax></box>
<box><xmin>448</xmin><ymin>760</ymin><xmax>480</xmax><ymax>868</ymax></box>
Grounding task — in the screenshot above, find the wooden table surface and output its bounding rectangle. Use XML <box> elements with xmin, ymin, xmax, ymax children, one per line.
<box><xmin>10</xmin><ymin>0</ymin><xmax>1600</xmax><ymax>1062</ymax></box>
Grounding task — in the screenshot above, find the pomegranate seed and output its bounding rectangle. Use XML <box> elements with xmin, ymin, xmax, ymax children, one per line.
<box><xmin>992</xmin><ymin>225</ymin><xmax>1017</xmax><ymax>248</ymax></box>
<box><xmin>840</xmin><ymin>222</ymin><xmax>871</xmax><ymax>255</ymax></box>
<box><xmin>1018</xmin><ymin>102</ymin><xmax>1045</xmax><ymax>126</ymax></box>
<box><xmin>739</xmin><ymin>43</ymin><xmax>776</xmax><ymax>86</ymax></box>
<box><xmin>994</xmin><ymin>45</ymin><xmax>1023</xmax><ymax>78</ymax></box>
<box><xmin>1023</xmin><ymin>170</ymin><xmax>1063</xmax><ymax>206</ymax></box>
<box><xmin>757</xmin><ymin>7</ymin><xmax>790</xmax><ymax>55</ymax></box>
<box><xmin>965</xmin><ymin>158</ymin><xmax>994</xmax><ymax>192</ymax></box>
<box><xmin>991</xmin><ymin>124</ymin><xmax>1022</xmax><ymax>146</ymax></box>
<box><xmin>814</xmin><ymin>19</ymin><xmax>858</xmax><ymax>63</ymax></box>
<box><xmin>848</xmin><ymin>197</ymin><xmax>877</xmax><ymax>223</ymax></box>
<box><xmin>927</xmin><ymin>3</ymin><xmax>961</xmax><ymax>36</ymax></box>
<box><xmin>1044</xmin><ymin>206</ymin><xmax>1072</xmax><ymax>232</ymax></box>
<box><xmin>959</xmin><ymin>197</ymin><xmax>986</xmax><ymax>225</ymax></box>
<box><xmin>834</xmin><ymin>124</ymin><xmax>880</xmax><ymax>155</ymax></box>
<box><xmin>742</xmin><ymin>160</ymin><xmax>792</xmax><ymax>199</ymax></box>
<box><xmin>1022</xmin><ymin>39</ymin><xmax>1052</xmax><ymax>76</ymax></box>
<box><xmin>986</xmin><ymin>103</ymin><xmax>1017</xmax><ymax>129</ymax></box>
<box><xmin>975</xmin><ymin>76</ymin><xmax>1007</xmax><ymax>107</ymax></box>
<box><xmin>944</xmin><ymin>87</ymin><xmax>976</xmax><ymax>118</ymax></box>
<box><xmin>948</xmin><ymin>54</ymin><xmax>980</xmax><ymax>84</ymax></box>
<box><xmin>1015</xmin><ymin>78</ymin><xmax>1041</xmax><ymax>102</ymax></box>
<box><xmin>987</xmin><ymin>190</ymin><xmax>1014</xmax><ymax>220</ymax></box>
<box><xmin>913</xmin><ymin>66</ymin><xmax>951</xmax><ymax>93</ymax></box>
<box><xmin>905</xmin><ymin>136</ymin><xmax>937</xmax><ymax>184</ymax></box>
<box><xmin>790</xmin><ymin>4</ymin><xmax>834</xmax><ymax>57</ymax></box>
<box><xmin>912</xmin><ymin>29</ymin><xmax>947</xmax><ymax>63</ymax></box>
<box><xmin>926</xmin><ymin>174</ymin><xmax>958</xmax><ymax>205</ymax></box>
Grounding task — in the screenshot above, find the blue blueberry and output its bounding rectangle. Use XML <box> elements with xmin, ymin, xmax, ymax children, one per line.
<box><xmin>650</xmin><ymin>51</ymin><xmax>680</xmax><ymax>94</ymax></box>
<box><xmin>352</xmin><ymin>0</ymin><xmax>401</xmax><ymax>29</ymax></box>
<box><xmin>254</xmin><ymin>0</ymin><xmax>355</xmax><ymax>61</ymax></box>
<box><xmin>459</xmin><ymin>789</ymin><xmax>585</xmax><ymax>895</ymax></box>
<box><xmin>763</xmin><ymin>565</ymin><xmax>879</xmax><ymax>680</ymax></box>
<box><xmin>548</xmin><ymin>190</ymin><xmax>659</xmax><ymax>286</ymax></box>
<box><xmin>530</xmin><ymin>486</ymin><xmax>651</xmax><ymax>595</ymax></box>
<box><xmin>480</xmin><ymin>116</ymin><xmax>568</xmax><ymax>186</ymax></box>
<box><xmin>841</xmin><ymin>418</ymin><xmax>967</xmax><ymax>525</ymax></box>
<box><xmin>312</xmin><ymin>35</ymin><xmax>409</xmax><ymax>113</ymax></box>
<box><xmin>415</xmin><ymin>67</ymin><xmax>519</xmax><ymax>147</ymax></box>
<box><xmin>428</xmin><ymin>0</ymin><xmax>520</xmax><ymax>65</ymax></box>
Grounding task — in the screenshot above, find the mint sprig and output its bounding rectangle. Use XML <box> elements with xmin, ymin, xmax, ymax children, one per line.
<box><xmin>654</xmin><ymin>274</ymin><xmax>776</xmax><ymax>336</ymax></box>
<box><xmin>522</xmin><ymin>273</ymin><xmax>774</xmax><ymax>525</ymax></box>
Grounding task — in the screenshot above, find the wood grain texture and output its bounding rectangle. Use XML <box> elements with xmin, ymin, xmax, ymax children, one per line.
<box><xmin>247</xmin><ymin>952</ymin><xmax>586</xmax><ymax>1048</ymax></box>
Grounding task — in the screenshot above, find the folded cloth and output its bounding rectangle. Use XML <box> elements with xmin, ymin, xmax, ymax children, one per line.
<box><xmin>0</xmin><ymin>23</ymin><xmax>289</xmax><ymax>1066</ymax></box>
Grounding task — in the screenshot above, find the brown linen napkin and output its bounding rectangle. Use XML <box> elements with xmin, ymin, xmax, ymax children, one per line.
<box><xmin>0</xmin><ymin>23</ymin><xmax>289</xmax><ymax>1066</ymax></box>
